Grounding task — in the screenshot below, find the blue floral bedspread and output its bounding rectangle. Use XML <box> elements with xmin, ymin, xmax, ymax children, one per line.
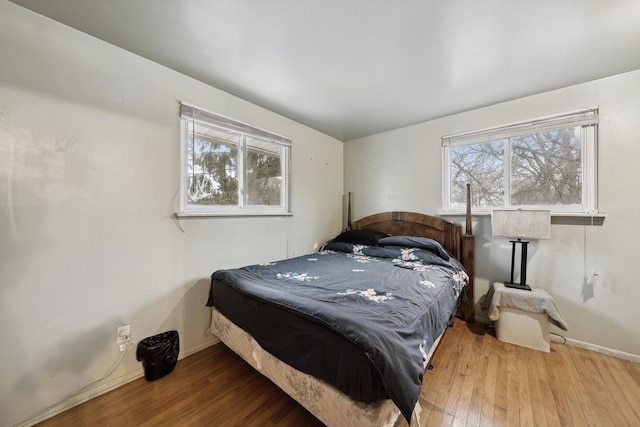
<box><xmin>208</xmin><ymin>241</ymin><xmax>468</xmax><ymax>422</ymax></box>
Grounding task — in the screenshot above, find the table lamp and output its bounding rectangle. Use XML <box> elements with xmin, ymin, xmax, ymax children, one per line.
<box><xmin>492</xmin><ymin>209</ymin><xmax>551</xmax><ymax>291</ymax></box>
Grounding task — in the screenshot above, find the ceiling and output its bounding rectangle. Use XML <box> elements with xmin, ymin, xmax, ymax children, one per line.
<box><xmin>9</xmin><ymin>0</ymin><xmax>640</xmax><ymax>141</ymax></box>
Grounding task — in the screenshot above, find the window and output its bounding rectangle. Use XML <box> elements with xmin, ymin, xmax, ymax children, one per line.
<box><xmin>179</xmin><ymin>103</ymin><xmax>291</xmax><ymax>216</ymax></box>
<box><xmin>442</xmin><ymin>108</ymin><xmax>598</xmax><ymax>214</ymax></box>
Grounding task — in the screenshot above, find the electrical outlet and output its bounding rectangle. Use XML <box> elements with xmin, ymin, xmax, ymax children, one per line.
<box><xmin>117</xmin><ymin>324</ymin><xmax>131</xmax><ymax>345</ymax></box>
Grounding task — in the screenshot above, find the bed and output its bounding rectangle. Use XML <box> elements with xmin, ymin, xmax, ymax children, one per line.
<box><xmin>207</xmin><ymin>186</ymin><xmax>475</xmax><ymax>426</ymax></box>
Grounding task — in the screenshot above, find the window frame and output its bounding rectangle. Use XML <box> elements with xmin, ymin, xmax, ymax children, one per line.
<box><xmin>178</xmin><ymin>103</ymin><xmax>291</xmax><ymax>217</ymax></box>
<box><xmin>442</xmin><ymin>108</ymin><xmax>599</xmax><ymax>215</ymax></box>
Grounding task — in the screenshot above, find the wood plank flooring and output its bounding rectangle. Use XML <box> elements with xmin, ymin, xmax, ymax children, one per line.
<box><xmin>37</xmin><ymin>319</ymin><xmax>640</xmax><ymax>426</ymax></box>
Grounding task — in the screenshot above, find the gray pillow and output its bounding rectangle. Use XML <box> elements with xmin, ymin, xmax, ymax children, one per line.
<box><xmin>378</xmin><ymin>236</ymin><xmax>450</xmax><ymax>260</ymax></box>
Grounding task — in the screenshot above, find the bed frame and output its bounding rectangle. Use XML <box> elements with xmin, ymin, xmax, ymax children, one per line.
<box><xmin>209</xmin><ymin>185</ymin><xmax>475</xmax><ymax>426</ymax></box>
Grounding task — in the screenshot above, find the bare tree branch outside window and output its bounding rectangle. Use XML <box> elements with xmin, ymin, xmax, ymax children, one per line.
<box><xmin>510</xmin><ymin>127</ymin><xmax>581</xmax><ymax>206</ymax></box>
<box><xmin>449</xmin><ymin>126</ymin><xmax>586</xmax><ymax>209</ymax></box>
<box><xmin>451</xmin><ymin>140</ymin><xmax>504</xmax><ymax>208</ymax></box>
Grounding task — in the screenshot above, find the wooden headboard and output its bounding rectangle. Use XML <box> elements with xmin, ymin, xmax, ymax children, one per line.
<box><xmin>351</xmin><ymin>211</ymin><xmax>463</xmax><ymax>259</ymax></box>
<box><xmin>347</xmin><ymin>185</ymin><xmax>475</xmax><ymax>322</ymax></box>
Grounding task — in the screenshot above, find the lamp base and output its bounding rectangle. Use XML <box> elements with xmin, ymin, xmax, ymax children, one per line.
<box><xmin>504</xmin><ymin>282</ymin><xmax>532</xmax><ymax>291</ymax></box>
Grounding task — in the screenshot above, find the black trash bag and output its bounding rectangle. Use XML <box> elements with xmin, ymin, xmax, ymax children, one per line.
<box><xmin>136</xmin><ymin>330</ymin><xmax>179</xmax><ymax>381</ymax></box>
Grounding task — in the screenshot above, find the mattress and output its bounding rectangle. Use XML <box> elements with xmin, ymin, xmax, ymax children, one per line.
<box><xmin>209</xmin><ymin>308</ymin><xmax>446</xmax><ymax>427</ymax></box>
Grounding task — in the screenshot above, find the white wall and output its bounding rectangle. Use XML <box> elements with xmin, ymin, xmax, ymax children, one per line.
<box><xmin>345</xmin><ymin>70</ymin><xmax>640</xmax><ymax>359</ymax></box>
<box><xmin>0</xmin><ymin>2</ymin><xmax>343</xmax><ymax>426</ymax></box>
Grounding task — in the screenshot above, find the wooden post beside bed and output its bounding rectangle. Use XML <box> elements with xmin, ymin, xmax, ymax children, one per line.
<box><xmin>461</xmin><ymin>183</ymin><xmax>475</xmax><ymax>322</ymax></box>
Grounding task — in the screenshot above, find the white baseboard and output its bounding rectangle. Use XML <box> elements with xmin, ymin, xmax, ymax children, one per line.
<box><xmin>179</xmin><ymin>336</ymin><xmax>220</xmax><ymax>359</ymax></box>
<box><xmin>562</xmin><ymin>337</ymin><xmax>640</xmax><ymax>363</ymax></box>
<box><xmin>474</xmin><ymin>314</ymin><xmax>492</xmax><ymax>324</ymax></box>
<box><xmin>10</xmin><ymin>368</ymin><xmax>145</xmax><ymax>427</ymax></box>
<box><xmin>10</xmin><ymin>337</ymin><xmax>220</xmax><ymax>427</ymax></box>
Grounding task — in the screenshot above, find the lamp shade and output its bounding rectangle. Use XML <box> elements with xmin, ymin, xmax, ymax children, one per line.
<box><xmin>492</xmin><ymin>209</ymin><xmax>551</xmax><ymax>240</ymax></box>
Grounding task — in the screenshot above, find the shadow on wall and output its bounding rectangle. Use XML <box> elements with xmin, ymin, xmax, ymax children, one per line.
<box><xmin>5</xmin><ymin>313</ymin><xmax>129</xmax><ymax>426</ymax></box>
<box><xmin>11</xmin><ymin>318</ymin><xmax>123</xmax><ymax>392</ymax></box>
<box><xmin>3</xmin><ymin>277</ymin><xmax>218</xmax><ymax>426</ymax></box>
<box><xmin>157</xmin><ymin>277</ymin><xmax>218</xmax><ymax>351</ymax></box>
<box><xmin>551</xmin><ymin>293</ymin><xmax>639</xmax><ymax>356</ymax></box>
<box><xmin>2</xmin><ymin>4</ymin><xmax>179</xmax><ymax>127</ymax></box>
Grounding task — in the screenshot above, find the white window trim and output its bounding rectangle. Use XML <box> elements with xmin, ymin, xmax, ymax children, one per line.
<box><xmin>177</xmin><ymin>103</ymin><xmax>291</xmax><ymax>217</ymax></box>
<box><xmin>441</xmin><ymin>107</ymin><xmax>599</xmax><ymax>215</ymax></box>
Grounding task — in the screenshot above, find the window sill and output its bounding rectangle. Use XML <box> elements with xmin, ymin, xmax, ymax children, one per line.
<box><xmin>548</xmin><ymin>212</ymin><xmax>606</xmax><ymax>226</ymax></box>
<box><xmin>438</xmin><ymin>211</ymin><xmax>607</xmax><ymax>226</ymax></box>
<box><xmin>174</xmin><ymin>211</ymin><xmax>293</xmax><ymax>219</ymax></box>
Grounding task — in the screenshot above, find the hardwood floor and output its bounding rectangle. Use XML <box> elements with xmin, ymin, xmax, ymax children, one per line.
<box><xmin>37</xmin><ymin>319</ymin><xmax>640</xmax><ymax>426</ymax></box>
